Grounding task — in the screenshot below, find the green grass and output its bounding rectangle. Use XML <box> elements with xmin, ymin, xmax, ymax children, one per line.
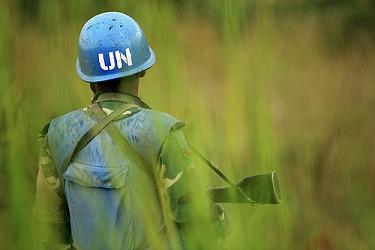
<box><xmin>1</xmin><ymin>0</ymin><xmax>375</xmax><ymax>249</ymax></box>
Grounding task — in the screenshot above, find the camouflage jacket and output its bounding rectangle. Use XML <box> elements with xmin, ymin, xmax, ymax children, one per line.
<box><xmin>33</xmin><ymin>92</ymin><xmax>226</xmax><ymax>250</ymax></box>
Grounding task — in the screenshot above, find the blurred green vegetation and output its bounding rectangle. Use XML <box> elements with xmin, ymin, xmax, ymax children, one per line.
<box><xmin>0</xmin><ymin>0</ymin><xmax>374</xmax><ymax>249</ymax></box>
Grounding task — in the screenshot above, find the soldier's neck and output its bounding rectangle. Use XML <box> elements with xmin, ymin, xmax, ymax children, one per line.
<box><xmin>116</xmin><ymin>81</ymin><xmax>139</xmax><ymax>97</ymax></box>
<box><xmin>95</xmin><ymin>78</ymin><xmax>139</xmax><ymax>97</ymax></box>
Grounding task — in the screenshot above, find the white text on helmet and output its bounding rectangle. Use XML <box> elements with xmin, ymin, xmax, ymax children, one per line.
<box><xmin>98</xmin><ymin>48</ymin><xmax>133</xmax><ymax>71</ymax></box>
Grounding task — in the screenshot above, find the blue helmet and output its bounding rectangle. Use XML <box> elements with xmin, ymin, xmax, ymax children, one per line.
<box><xmin>76</xmin><ymin>12</ymin><xmax>155</xmax><ymax>83</ymax></box>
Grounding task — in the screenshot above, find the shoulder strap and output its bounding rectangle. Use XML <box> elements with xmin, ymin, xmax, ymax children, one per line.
<box><xmin>89</xmin><ymin>103</ymin><xmax>155</xmax><ymax>180</ymax></box>
<box><xmin>59</xmin><ymin>103</ymin><xmax>138</xmax><ymax>175</ymax></box>
<box><xmin>58</xmin><ymin>102</ymin><xmax>255</xmax><ymax>205</ymax></box>
<box><xmin>89</xmin><ymin>104</ymin><xmax>254</xmax><ymax>204</ymax></box>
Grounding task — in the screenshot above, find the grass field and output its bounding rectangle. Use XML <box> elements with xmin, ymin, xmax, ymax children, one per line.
<box><xmin>0</xmin><ymin>1</ymin><xmax>374</xmax><ymax>249</ymax></box>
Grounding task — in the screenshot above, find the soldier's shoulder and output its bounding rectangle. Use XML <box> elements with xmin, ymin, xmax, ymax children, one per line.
<box><xmin>40</xmin><ymin>108</ymin><xmax>89</xmax><ymax>137</ymax></box>
<box><xmin>136</xmin><ymin>109</ymin><xmax>185</xmax><ymax>129</ymax></box>
<box><xmin>50</xmin><ymin>108</ymin><xmax>87</xmax><ymax>123</ymax></box>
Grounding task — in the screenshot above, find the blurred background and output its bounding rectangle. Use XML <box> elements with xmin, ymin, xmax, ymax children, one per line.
<box><xmin>0</xmin><ymin>0</ymin><xmax>374</xmax><ymax>249</ymax></box>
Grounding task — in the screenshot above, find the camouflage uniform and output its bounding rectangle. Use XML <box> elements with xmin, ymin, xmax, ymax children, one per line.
<box><xmin>34</xmin><ymin>93</ymin><xmax>226</xmax><ymax>250</ymax></box>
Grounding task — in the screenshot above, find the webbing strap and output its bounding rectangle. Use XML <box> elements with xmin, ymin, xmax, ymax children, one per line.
<box><xmin>59</xmin><ymin>103</ymin><xmax>138</xmax><ymax>175</ymax></box>
<box><xmin>58</xmin><ymin>101</ymin><xmax>255</xmax><ymax>205</ymax></box>
<box><xmin>89</xmin><ymin>103</ymin><xmax>254</xmax><ymax>204</ymax></box>
<box><xmin>89</xmin><ymin>103</ymin><xmax>155</xmax><ymax>180</ymax></box>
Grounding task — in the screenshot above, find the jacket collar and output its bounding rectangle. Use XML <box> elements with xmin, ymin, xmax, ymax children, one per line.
<box><xmin>92</xmin><ymin>92</ymin><xmax>151</xmax><ymax>109</ymax></box>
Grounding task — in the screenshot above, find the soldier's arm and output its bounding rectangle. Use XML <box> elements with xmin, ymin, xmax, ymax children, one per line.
<box><xmin>159</xmin><ymin>126</ymin><xmax>227</xmax><ymax>242</ymax></box>
<box><xmin>159</xmin><ymin>127</ymin><xmax>193</xmax><ymax>222</ymax></box>
<box><xmin>33</xmin><ymin>133</ymin><xmax>71</xmax><ymax>249</ymax></box>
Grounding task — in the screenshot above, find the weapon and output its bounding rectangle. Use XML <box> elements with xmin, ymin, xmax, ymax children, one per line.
<box><xmin>191</xmin><ymin>147</ymin><xmax>281</xmax><ymax>205</ymax></box>
<box><xmin>207</xmin><ymin>172</ymin><xmax>281</xmax><ymax>204</ymax></box>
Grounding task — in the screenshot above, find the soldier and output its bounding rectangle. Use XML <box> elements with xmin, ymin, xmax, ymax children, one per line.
<box><xmin>33</xmin><ymin>12</ymin><xmax>226</xmax><ymax>250</ymax></box>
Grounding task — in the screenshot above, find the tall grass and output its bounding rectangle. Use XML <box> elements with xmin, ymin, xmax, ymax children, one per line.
<box><xmin>1</xmin><ymin>0</ymin><xmax>375</xmax><ymax>249</ymax></box>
